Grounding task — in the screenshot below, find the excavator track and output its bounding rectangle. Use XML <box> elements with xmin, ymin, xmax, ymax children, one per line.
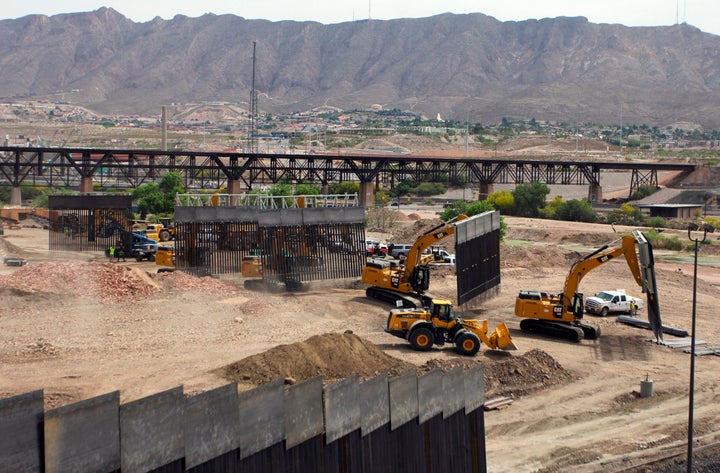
<box><xmin>520</xmin><ymin>319</ymin><xmax>585</xmax><ymax>342</ymax></box>
<box><xmin>577</xmin><ymin>322</ymin><xmax>602</xmax><ymax>340</ymax></box>
<box><xmin>365</xmin><ymin>286</ymin><xmax>431</xmax><ymax>309</ymax></box>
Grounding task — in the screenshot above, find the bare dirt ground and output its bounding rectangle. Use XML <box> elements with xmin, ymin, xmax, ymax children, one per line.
<box><xmin>1</xmin><ymin>213</ymin><xmax>720</xmax><ymax>472</ymax></box>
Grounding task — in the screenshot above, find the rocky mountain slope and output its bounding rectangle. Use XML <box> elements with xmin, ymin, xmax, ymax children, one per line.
<box><xmin>1</xmin><ymin>8</ymin><xmax>719</xmax><ymax>127</ymax></box>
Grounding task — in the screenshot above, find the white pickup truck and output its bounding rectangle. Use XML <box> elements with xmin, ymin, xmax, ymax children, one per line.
<box><xmin>423</xmin><ymin>248</ymin><xmax>456</xmax><ymax>264</ymax></box>
<box><xmin>585</xmin><ymin>290</ymin><xmax>644</xmax><ymax>316</ymax></box>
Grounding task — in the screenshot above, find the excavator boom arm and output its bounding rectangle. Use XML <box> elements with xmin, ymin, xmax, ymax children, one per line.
<box><xmin>562</xmin><ymin>234</ymin><xmax>644</xmax><ymax>307</ymax></box>
<box><xmin>404</xmin><ymin>214</ymin><xmax>468</xmax><ymax>274</ymax></box>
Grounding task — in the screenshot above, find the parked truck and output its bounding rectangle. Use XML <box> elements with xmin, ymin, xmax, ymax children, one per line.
<box><xmin>585</xmin><ymin>289</ymin><xmax>644</xmax><ymax>316</ymax></box>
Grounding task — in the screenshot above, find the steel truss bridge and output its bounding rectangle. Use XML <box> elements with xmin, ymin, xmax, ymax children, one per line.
<box><xmin>0</xmin><ymin>146</ymin><xmax>696</xmax><ymax>202</ymax></box>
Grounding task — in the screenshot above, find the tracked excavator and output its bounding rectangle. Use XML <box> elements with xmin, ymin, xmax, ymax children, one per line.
<box><xmin>514</xmin><ymin>230</ymin><xmax>662</xmax><ymax>342</ymax></box>
<box><xmin>362</xmin><ymin>214</ymin><xmax>468</xmax><ymax>308</ymax></box>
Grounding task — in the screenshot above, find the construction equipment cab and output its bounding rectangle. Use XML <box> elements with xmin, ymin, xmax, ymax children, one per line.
<box><xmin>385</xmin><ymin>298</ymin><xmax>517</xmax><ymax>355</ymax></box>
<box><xmin>362</xmin><ymin>214</ymin><xmax>468</xmax><ymax>308</ymax></box>
<box><xmin>514</xmin><ymin>230</ymin><xmax>662</xmax><ymax>341</ymax></box>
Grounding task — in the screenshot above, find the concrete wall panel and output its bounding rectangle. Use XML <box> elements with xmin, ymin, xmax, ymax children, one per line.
<box><xmin>183</xmin><ymin>383</ymin><xmax>240</xmax><ymax>469</ymax></box>
<box><xmin>44</xmin><ymin>391</ymin><xmax>120</xmax><ymax>473</ymax></box>
<box><xmin>442</xmin><ymin>366</ymin><xmax>465</xmax><ymax>418</ymax></box>
<box><xmin>0</xmin><ymin>390</ymin><xmax>43</xmax><ymax>473</ymax></box>
<box><xmin>464</xmin><ymin>365</ymin><xmax>485</xmax><ymax>413</ymax></box>
<box><xmin>238</xmin><ymin>379</ymin><xmax>285</xmax><ymax>459</ymax></box>
<box><xmin>418</xmin><ymin>369</ymin><xmax>443</xmax><ymax>424</ymax></box>
<box><xmin>119</xmin><ymin>386</ymin><xmax>184</xmax><ymax>473</ymax></box>
<box><xmin>389</xmin><ymin>371</ymin><xmax>418</xmax><ymax>431</ymax></box>
<box><xmin>324</xmin><ymin>376</ymin><xmax>360</xmax><ymax>444</ymax></box>
<box><xmin>456</xmin><ymin>210</ymin><xmax>499</xmax><ymax>244</ymax></box>
<box><xmin>359</xmin><ymin>374</ymin><xmax>389</xmax><ymax>436</ymax></box>
<box><xmin>285</xmin><ymin>376</ymin><xmax>324</xmax><ymax>449</ymax></box>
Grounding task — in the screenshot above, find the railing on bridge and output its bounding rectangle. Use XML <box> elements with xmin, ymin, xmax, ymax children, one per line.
<box><xmin>175</xmin><ymin>193</ymin><xmax>359</xmax><ymax>208</ymax></box>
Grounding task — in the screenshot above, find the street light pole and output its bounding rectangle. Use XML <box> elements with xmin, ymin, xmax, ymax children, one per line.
<box><xmin>686</xmin><ymin>222</ymin><xmax>715</xmax><ymax>473</ymax></box>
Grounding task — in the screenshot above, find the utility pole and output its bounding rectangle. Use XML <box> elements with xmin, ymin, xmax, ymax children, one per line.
<box><xmin>250</xmin><ymin>41</ymin><xmax>258</xmax><ymax>154</ymax></box>
<box><xmin>620</xmin><ymin>103</ymin><xmax>623</xmax><ymax>154</ymax></box>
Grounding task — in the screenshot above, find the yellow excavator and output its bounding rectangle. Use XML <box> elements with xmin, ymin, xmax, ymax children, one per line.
<box><xmin>514</xmin><ymin>230</ymin><xmax>662</xmax><ymax>341</ymax></box>
<box><xmin>362</xmin><ymin>214</ymin><xmax>468</xmax><ymax>308</ymax></box>
<box><xmin>385</xmin><ymin>298</ymin><xmax>518</xmax><ymax>355</ymax></box>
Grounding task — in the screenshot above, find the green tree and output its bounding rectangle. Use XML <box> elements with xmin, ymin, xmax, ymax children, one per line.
<box><xmin>294</xmin><ymin>183</ymin><xmax>321</xmax><ymax>195</ymax></box>
<box><xmin>539</xmin><ymin>196</ymin><xmax>564</xmax><ymax>219</ymax></box>
<box><xmin>554</xmin><ymin>199</ymin><xmax>598</xmax><ymax>223</ymax></box>
<box><xmin>512</xmin><ymin>182</ymin><xmax>550</xmax><ymax>217</ymax></box>
<box><xmin>628</xmin><ymin>184</ymin><xmax>659</xmax><ymax>201</ymax></box>
<box><xmin>159</xmin><ymin>171</ymin><xmax>184</xmax><ymax>197</ymax></box>
<box><xmin>487</xmin><ymin>190</ymin><xmax>515</xmax><ymax>214</ymax></box>
<box><xmin>131</xmin><ymin>171</ymin><xmax>186</xmax><ymax>217</ymax></box>
<box><xmin>329</xmin><ymin>182</ymin><xmax>360</xmax><ymax>195</ymax></box>
<box><xmin>413</xmin><ymin>182</ymin><xmax>447</xmax><ymax>196</ymax></box>
<box><xmin>269</xmin><ymin>182</ymin><xmax>292</xmax><ymax>197</ymax></box>
<box><xmin>391</xmin><ymin>181</ymin><xmax>419</xmax><ymax>197</ymax></box>
<box><xmin>604</xmin><ymin>203</ymin><xmax>644</xmax><ymax>226</ymax></box>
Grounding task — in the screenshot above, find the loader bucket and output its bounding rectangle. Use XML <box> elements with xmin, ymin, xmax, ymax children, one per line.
<box><xmin>489</xmin><ymin>322</ymin><xmax>518</xmax><ymax>350</ymax></box>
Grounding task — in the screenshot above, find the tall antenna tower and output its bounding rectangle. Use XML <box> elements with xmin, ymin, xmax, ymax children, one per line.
<box><xmin>250</xmin><ymin>41</ymin><xmax>258</xmax><ymax>153</ymax></box>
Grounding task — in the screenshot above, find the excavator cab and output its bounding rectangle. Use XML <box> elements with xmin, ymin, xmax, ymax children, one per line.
<box><xmin>408</xmin><ymin>265</ymin><xmax>431</xmax><ymax>293</ymax></box>
<box><xmin>570</xmin><ymin>293</ymin><xmax>584</xmax><ymax>319</ymax></box>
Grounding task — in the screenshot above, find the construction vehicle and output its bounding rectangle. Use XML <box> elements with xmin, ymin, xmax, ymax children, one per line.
<box><xmin>514</xmin><ymin>230</ymin><xmax>661</xmax><ymax>342</ymax></box>
<box><xmin>155</xmin><ymin>245</ymin><xmax>175</xmax><ymax>272</ymax></box>
<box><xmin>157</xmin><ymin>218</ymin><xmax>177</xmax><ymax>242</ymax></box>
<box><xmin>362</xmin><ymin>214</ymin><xmax>468</xmax><ymax>308</ymax></box>
<box><xmin>108</xmin><ymin>224</ymin><xmax>159</xmax><ymax>261</ymax></box>
<box><xmin>385</xmin><ymin>298</ymin><xmax>518</xmax><ymax>355</ymax></box>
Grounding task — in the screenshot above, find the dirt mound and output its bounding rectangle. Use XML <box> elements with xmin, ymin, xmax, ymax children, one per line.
<box><xmin>218</xmin><ymin>331</ymin><xmax>415</xmax><ymax>386</ymax></box>
<box><xmin>483</xmin><ymin>348</ymin><xmax>576</xmax><ymax>397</ymax></box>
<box><xmin>219</xmin><ymin>333</ymin><xmax>573</xmax><ymax>400</ymax></box>
<box><xmin>150</xmin><ymin>270</ymin><xmax>239</xmax><ymax>296</ymax></box>
<box><xmin>391</xmin><ymin>217</ymin><xmax>445</xmax><ymax>243</ymax></box>
<box><xmin>0</xmin><ymin>261</ymin><xmax>158</xmax><ymax>304</ymax></box>
<box><xmin>501</xmin><ymin>244</ymin><xmax>581</xmax><ymax>269</ymax></box>
<box><xmin>413</xmin><ymin>349</ymin><xmax>575</xmax><ymax>398</ymax></box>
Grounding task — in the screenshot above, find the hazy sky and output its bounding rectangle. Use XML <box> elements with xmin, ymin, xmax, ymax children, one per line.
<box><xmin>3</xmin><ymin>1</ymin><xmax>718</xmax><ymax>36</ymax></box>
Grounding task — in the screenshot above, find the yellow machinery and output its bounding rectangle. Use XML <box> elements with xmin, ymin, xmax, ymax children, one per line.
<box><xmin>155</xmin><ymin>246</ymin><xmax>175</xmax><ymax>272</ymax></box>
<box><xmin>514</xmin><ymin>230</ymin><xmax>660</xmax><ymax>341</ymax></box>
<box><xmin>157</xmin><ymin>218</ymin><xmax>177</xmax><ymax>242</ymax></box>
<box><xmin>362</xmin><ymin>214</ymin><xmax>468</xmax><ymax>308</ymax></box>
<box><xmin>385</xmin><ymin>298</ymin><xmax>517</xmax><ymax>355</ymax></box>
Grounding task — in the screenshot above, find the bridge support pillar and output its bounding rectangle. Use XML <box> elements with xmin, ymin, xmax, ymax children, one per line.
<box><xmin>9</xmin><ymin>186</ymin><xmax>22</xmax><ymax>205</ymax></box>
<box><xmin>588</xmin><ymin>185</ymin><xmax>603</xmax><ymax>203</ymax></box>
<box><xmin>478</xmin><ymin>183</ymin><xmax>494</xmax><ymax>201</ymax></box>
<box><xmin>79</xmin><ymin>177</ymin><xmax>94</xmax><ymax>194</ymax></box>
<box><xmin>359</xmin><ymin>181</ymin><xmax>374</xmax><ymax>208</ymax></box>
<box><xmin>227</xmin><ymin>179</ymin><xmax>243</xmax><ymax>205</ymax></box>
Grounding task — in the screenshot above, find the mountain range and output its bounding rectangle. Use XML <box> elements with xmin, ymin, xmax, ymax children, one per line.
<box><xmin>1</xmin><ymin>8</ymin><xmax>719</xmax><ymax>128</ymax></box>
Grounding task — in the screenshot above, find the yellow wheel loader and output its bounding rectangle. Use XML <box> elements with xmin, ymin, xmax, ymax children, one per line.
<box><xmin>385</xmin><ymin>298</ymin><xmax>517</xmax><ymax>356</ymax></box>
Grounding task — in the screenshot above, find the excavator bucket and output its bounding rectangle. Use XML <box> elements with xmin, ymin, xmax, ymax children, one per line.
<box><xmin>489</xmin><ymin>322</ymin><xmax>519</xmax><ymax>351</ymax></box>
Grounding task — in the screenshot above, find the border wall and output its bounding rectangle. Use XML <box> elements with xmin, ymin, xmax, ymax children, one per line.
<box><xmin>456</xmin><ymin>210</ymin><xmax>502</xmax><ymax>307</ymax></box>
<box><xmin>47</xmin><ymin>195</ymin><xmax>133</xmax><ymax>252</ymax></box>
<box><xmin>0</xmin><ymin>366</ymin><xmax>487</xmax><ymax>473</ymax></box>
<box><xmin>174</xmin><ymin>206</ymin><xmax>366</xmax><ymax>281</ymax></box>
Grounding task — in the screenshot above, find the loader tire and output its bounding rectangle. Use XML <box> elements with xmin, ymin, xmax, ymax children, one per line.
<box><xmin>409</xmin><ymin>327</ymin><xmax>434</xmax><ymax>351</ymax></box>
<box><xmin>455</xmin><ymin>332</ymin><xmax>481</xmax><ymax>356</ymax></box>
